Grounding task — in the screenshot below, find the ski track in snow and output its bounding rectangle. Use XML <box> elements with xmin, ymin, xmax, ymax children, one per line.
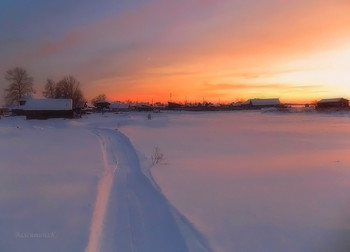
<box><xmin>85</xmin><ymin>130</ymin><xmax>117</xmax><ymax>252</ymax></box>
<box><xmin>85</xmin><ymin>128</ymin><xmax>212</xmax><ymax>252</ymax></box>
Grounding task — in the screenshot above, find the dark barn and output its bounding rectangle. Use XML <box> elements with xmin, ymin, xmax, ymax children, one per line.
<box><xmin>25</xmin><ymin>110</ymin><xmax>73</xmax><ymax>120</ymax></box>
<box><xmin>316</xmin><ymin>98</ymin><xmax>349</xmax><ymax>110</ymax></box>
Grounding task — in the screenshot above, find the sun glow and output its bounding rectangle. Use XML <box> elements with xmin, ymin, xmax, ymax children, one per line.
<box><xmin>206</xmin><ymin>45</ymin><xmax>350</xmax><ymax>103</ymax></box>
<box><xmin>85</xmin><ymin>44</ymin><xmax>350</xmax><ymax>104</ymax></box>
<box><xmin>270</xmin><ymin>46</ymin><xmax>350</xmax><ymax>86</ymax></box>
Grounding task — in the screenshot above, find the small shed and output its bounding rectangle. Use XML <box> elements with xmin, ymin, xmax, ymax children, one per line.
<box><xmin>316</xmin><ymin>98</ymin><xmax>349</xmax><ymax>109</ymax></box>
<box><xmin>20</xmin><ymin>98</ymin><xmax>73</xmax><ymax>119</ymax></box>
<box><xmin>0</xmin><ymin>107</ymin><xmax>10</xmax><ymax>116</ymax></box>
<box><xmin>94</xmin><ymin>100</ymin><xmax>111</xmax><ymax>111</ymax></box>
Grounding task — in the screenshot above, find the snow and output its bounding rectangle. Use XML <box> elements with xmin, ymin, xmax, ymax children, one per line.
<box><xmin>1</xmin><ymin>111</ymin><xmax>350</xmax><ymax>252</ymax></box>
<box><xmin>20</xmin><ymin>98</ymin><xmax>72</xmax><ymax>110</ymax></box>
<box><xmin>89</xmin><ymin>129</ymin><xmax>206</xmax><ymax>252</ymax></box>
<box><xmin>119</xmin><ymin>111</ymin><xmax>350</xmax><ymax>252</ymax></box>
<box><xmin>0</xmin><ymin>117</ymin><xmax>100</xmax><ymax>252</ymax></box>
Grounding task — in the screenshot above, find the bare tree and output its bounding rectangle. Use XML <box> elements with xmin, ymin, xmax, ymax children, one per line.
<box><xmin>55</xmin><ymin>76</ymin><xmax>85</xmax><ymax>108</ymax></box>
<box><xmin>151</xmin><ymin>146</ymin><xmax>165</xmax><ymax>166</ymax></box>
<box><xmin>42</xmin><ymin>78</ymin><xmax>56</xmax><ymax>98</ymax></box>
<box><xmin>4</xmin><ymin>67</ymin><xmax>34</xmax><ymax>105</ymax></box>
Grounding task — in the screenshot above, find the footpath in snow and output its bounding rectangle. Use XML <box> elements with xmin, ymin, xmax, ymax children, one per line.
<box><xmin>85</xmin><ymin>128</ymin><xmax>212</xmax><ymax>252</ymax></box>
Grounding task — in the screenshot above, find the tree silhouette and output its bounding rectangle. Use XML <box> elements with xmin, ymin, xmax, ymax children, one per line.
<box><xmin>55</xmin><ymin>76</ymin><xmax>85</xmax><ymax>108</ymax></box>
<box><xmin>4</xmin><ymin>67</ymin><xmax>34</xmax><ymax>105</ymax></box>
<box><xmin>42</xmin><ymin>78</ymin><xmax>56</xmax><ymax>98</ymax></box>
<box><xmin>91</xmin><ymin>94</ymin><xmax>107</xmax><ymax>107</ymax></box>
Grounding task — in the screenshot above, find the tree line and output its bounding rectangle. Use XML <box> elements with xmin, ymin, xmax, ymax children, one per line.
<box><xmin>2</xmin><ymin>67</ymin><xmax>85</xmax><ymax>108</ymax></box>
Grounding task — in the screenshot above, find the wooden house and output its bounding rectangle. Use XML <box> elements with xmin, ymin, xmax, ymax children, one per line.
<box><xmin>18</xmin><ymin>98</ymin><xmax>73</xmax><ymax>119</ymax></box>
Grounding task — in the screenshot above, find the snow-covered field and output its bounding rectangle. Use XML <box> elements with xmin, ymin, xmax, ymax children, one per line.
<box><xmin>0</xmin><ymin>118</ymin><xmax>101</xmax><ymax>251</ymax></box>
<box><xmin>1</xmin><ymin>111</ymin><xmax>350</xmax><ymax>252</ymax></box>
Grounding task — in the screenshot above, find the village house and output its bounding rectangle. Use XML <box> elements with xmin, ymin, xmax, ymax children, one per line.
<box><xmin>230</xmin><ymin>102</ymin><xmax>244</xmax><ymax>110</ymax></box>
<box><xmin>109</xmin><ymin>101</ymin><xmax>130</xmax><ymax>112</ymax></box>
<box><xmin>316</xmin><ymin>98</ymin><xmax>349</xmax><ymax>110</ymax></box>
<box><xmin>167</xmin><ymin>102</ymin><xmax>184</xmax><ymax>110</ymax></box>
<box><xmin>135</xmin><ymin>102</ymin><xmax>153</xmax><ymax>111</ymax></box>
<box><xmin>153</xmin><ymin>102</ymin><xmax>167</xmax><ymax>111</ymax></box>
<box><xmin>242</xmin><ymin>98</ymin><xmax>281</xmax><ymax>109</ymax></box>
<box><xmin>16</xmin><ymin>97</ymin><xmax>73</xmax><ymax>120</ymax></box>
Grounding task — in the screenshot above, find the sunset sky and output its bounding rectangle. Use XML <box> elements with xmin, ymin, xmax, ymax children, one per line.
<box><xmin>1</xmin><ymin>0</ymin><xmax>350</xmax><ymax>104</ymax></box>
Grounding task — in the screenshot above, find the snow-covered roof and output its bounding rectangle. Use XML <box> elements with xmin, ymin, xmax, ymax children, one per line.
<box><xmin>136</xmin><ymin>102</ymin><xmax>150</xmax><ymax>107</ymax></box>
<box><xmin>244</xmin><ymin>98</ymin><xmax>280</xmax><ymax>106</ymax></box>
<box><xmin>21</xmin><ymin>98</ymin><xmax>72</xmax><ymax>110</ymax></box>
<box><xmin>318</xmin><ymin>98</ymin><xmax>348</xmax><ymax>103</ymax></box>
<box><xmin>110</xmin><ymin>102</ymin><xmax>129</xmax><ymax>109</ymax></box>
<box><xmin>153</xmin><ymin>103</ymin><xmax>166</xmax><ymax>108</ymax></box>
<box><xmin>94</xmin><ymin>100</ymin><xmax>110</xmax><ymax>104</ymax></box>
<box><xmin>231</xmin><ymin>102</ymin><xmax>243</xmax><ymax>107</ymax></box>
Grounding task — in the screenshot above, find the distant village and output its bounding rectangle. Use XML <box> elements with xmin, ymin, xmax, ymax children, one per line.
<box><xmin>1</xmin><ymin>96</ymin><xmax>350</xmax><ymax>120</ymax></box>
<box><xmin>1</xmin><ymin>67</ymin><xmax>349</xmax><ymax>120</ymax></box>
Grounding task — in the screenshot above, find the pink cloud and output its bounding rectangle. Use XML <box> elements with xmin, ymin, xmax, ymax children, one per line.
<box><xmin>39</xmin><ymin>32</ymin><xmax>81</xmax><ymax>55</ymax></box>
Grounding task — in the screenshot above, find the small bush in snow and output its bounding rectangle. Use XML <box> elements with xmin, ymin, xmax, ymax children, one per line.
<box><xmin>151</xmin><ymin>146</ymin><xmax>164</xmax><ymax>166</ymax></box>
<box><xmin>147</xmin><ymin>113</ymin><xmax>152</xmax><ymax>120</ymax></box>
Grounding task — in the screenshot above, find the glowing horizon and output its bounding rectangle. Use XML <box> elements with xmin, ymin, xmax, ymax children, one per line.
<box><xmin>1</xmin><ymin>0</ymin><xmax>350</xmax><ymax>104</ymax></box>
